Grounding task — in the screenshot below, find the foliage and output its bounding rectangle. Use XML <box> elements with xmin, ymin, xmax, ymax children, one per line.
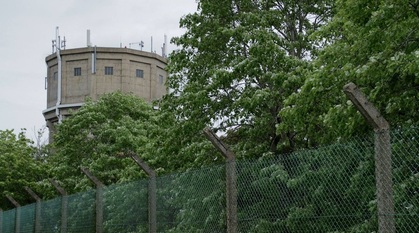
<box><xmin>150</xmin><ymin>105</ymin><xmax>219</xmax><ymax>172</ymax></box>
<box><xmin>102</xmin><ymin>180</ymin><xmax>149</xmax><ymax>232</ymax></box>
<box><xmin>0</xmin><ymin>129</ymin><xmax>47</xmax><ymax>210</ymax></box>
<box><xmin>157</xmin><ymin>165</ymin><xmax>226</xmax><ymax>232</ymax></box>
<box><xmin>50</xmin><ymin>92</ymin><xmax>162</xmax><ymax>193</ymax></box>
<box><xmin>391</xmin><ymin>127</ymin><xmax>419</xmax><ymax>232</ymax></box>
<box><xmin>32</xmin><ymin>126</ymin><xmax>49</xmax><ymax>161</ymax></box>
<box><xmin>162</xmin><ymin>0</ymin><xmax>334</xmax><ymax>162</ymax></box>
<box><xmin>280</xmin><ymin>0</ymin><xmax>419</xmax><ymax>146</ymax></box>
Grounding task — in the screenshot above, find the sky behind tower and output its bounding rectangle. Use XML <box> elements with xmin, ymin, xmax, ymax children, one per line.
<box><xmin>0</xmin><ymin>0</ymin><xmax>197</xmax><ymax>141</ymax></box>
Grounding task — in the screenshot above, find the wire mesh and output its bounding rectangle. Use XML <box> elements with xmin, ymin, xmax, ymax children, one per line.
<box><xmin>66</xmin><ymin>189</ymin><xmax>95</xmax><ymax>232</ymax></box>
<box><xmin>1</xmin><ymin>127</ymin><xmax>418</xmax><ymax>232</ymax></box>
<box><xmin>390</xmin><ymin>127</ymin><xmax>419</xmax><ymax>233</ymax></box>
<box><xmin>19</xmin><ymin>203</ymin><xmax>35</xmax><ymax>233</ymax></box>
<box><xmin>103</xmin><ymin>179</ymin><xmax>149</xmax><ymax>233</ymax></box>
<box><xmin>236</xmin><ymin>136</ymin><xmax>377</xmax><ymax>232</ymax></box>
<box><xmin>156</xmin><ymin>164</ymin><xmax>226</xmax><ymax>232</ymax></box>
<box><xmin>39</xmin><ymin>197</ymin><xmax>61</xmax><ymax>233</ymax></box>
<box><xmin>2</xmin><ymin>209</ymin><xmax>15</xmax><ymax>233</ymax></box>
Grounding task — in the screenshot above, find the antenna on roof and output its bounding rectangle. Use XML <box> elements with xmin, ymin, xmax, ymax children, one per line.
<box><xmin>151</xmin><ymin>36</ymin><xmax>153</xmax><ymax>53</ymax></box>
<box><xmin>51</xmin><ymin>40</ymin><xmax>55</xmax><ymax>53</ymax></box>
<box><xmin>62</xmin><ymin>36</ymin><xmax>66</xmax><ymax>50</ymax></box>
<box><xmin>87</xmin><ymin>29</ymin><xmax>92</xmax><ymax>47</ymax></box>
<box><xmin>161</xmin><ymin>34</ymin><xmax>167</xmax><ymax>58</ymax></box>
<box><xmin>52</xmin><ymin>27</ymin><xmax>66</xmax><ymax>53</ymax></box>
<box><xmin>129</xmin><ymin>41</ymin><xmax>144</xmax><ymax>50</ymax></box>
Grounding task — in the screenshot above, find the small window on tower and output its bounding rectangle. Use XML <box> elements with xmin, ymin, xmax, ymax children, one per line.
<box><xmin>136</xmin><ymin>69</ymin><xmax>144</xmax><ymax>78</ymax></box>
<box><xmin>159</xmin><ymin>74</ymin><xmax>164</xmax><ymax>84</ymax></box>
<box><xmin>74</xmin><ymin>67</ymin><xmax>81</xmax><ymax>76</ymax></box>
<box><xmin>53</xmin><ymin>72</ymin><xmax>58</xmax><ymax>80</ymax></box>
<box><xmin>105</xmin><ymin>66</ymin><xmax>113</xmax><ymax>75</ymax></box>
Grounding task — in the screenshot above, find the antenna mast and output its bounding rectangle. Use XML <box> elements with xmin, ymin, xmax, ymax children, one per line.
<box><xmin>129</xmin><ymin>41</ymin><xmax>144</xmax><ymax>50</ymax></box>
<box><xmin>87</xmin><ymin>29</ymin><xmax>92</xmax><ymax>47</ymax></box>
<box><xmin>151</xmin><ymin>36</ymin><xmax>153</xmax><ymax>53</ymax></box>
<box><xmin>162</xmin><ymin>34</ymin><xmax>167</xmax><ymax>58</ymax></box>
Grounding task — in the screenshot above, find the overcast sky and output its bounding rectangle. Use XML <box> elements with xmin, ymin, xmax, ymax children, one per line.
<box><xmin>0</xmin><ymin>0</ymin><xmax>197</xmax><ymax>141</ymax></box>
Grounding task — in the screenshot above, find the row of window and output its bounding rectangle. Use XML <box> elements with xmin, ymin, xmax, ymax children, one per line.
<box><xmin>71</xmin><ymin>67</ymin><xmax>145</xmax><ymax>78</ymax></box>
<box><xmin>53</xmin><ymin>68</ymin><xmax>163</xmax><ymax>83</ymax></box>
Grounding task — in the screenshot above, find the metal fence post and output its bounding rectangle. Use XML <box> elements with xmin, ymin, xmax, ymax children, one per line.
<box><xmin>130</xmin><ymin>154</ymin><xmax>157</xmax><ymax>233</ymax></box>
<box><xmin>6</xmin><ymin>195</ymin><xmax>20</xmax><ymax>233</ymax></box>
<box><xmin>81</xmin><ymin>167</ymin><xmax>104</xmax><ymax>233</ymax></box>
<box><xmin>49</xmin><ymin>179</ymin><xmax>68</xmax><ymax>233</ymax></box>
<box><xmin>96</xmin><ymin>187</ymin><xmax>103</xmax><ymax>233</ymax></box>
<box><xmin>203</xmin><ymin>128</ymin><xmax>238</xmax><ymax>233</ymax></box>
<box><xmin>0</xmin><ymin>207</ymin><xmax>3</xmax><ymax>233</ymax></box>
<box><xmin>343</xmin><ymin>82</ymin><xmax>395</xmax><ymax>233</ymax></box>
<box><xmin>24</xmin><ymin>187</ymin><xmax>42</xmax><ymax>233</ymax></box>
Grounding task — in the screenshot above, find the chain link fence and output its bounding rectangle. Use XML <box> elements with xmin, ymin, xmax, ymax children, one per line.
<box><xmin>0</xmin><ymin>127</ymin><xmax>418</xmax><ymax>232</ymax></box>
<box><xmin>39</xmin><ymin>197</ymin><xmax>61</xmax><ymax>232</ymax></box>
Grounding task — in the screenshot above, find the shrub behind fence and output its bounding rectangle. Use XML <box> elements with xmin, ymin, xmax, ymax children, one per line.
<box><xmin>1</xmin><ymin>127</ymin><xmax>418</xmax><ymax>232</ymax></box>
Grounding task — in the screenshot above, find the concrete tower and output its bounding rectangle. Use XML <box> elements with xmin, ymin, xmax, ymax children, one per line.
<box><xmin>43</xmin><ymin>30</ymin><xmax>168</xmax><ymax>140</ymax></box>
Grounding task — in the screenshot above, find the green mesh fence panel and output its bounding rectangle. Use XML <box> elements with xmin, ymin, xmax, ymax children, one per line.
<box><xmin>103</xmin><ymin>179</ymin><xmax>149</xmax><ymax>233</ymax></box>
<box><xmin>242</xmin><ymin>137</ymin><xmax>376</xmax><ymax>232</ymax></box>
<box><xmin>66</xmin><ymin>188</ymin><xmax>95</xmax><ymax>232</ymax></box>
<box><xmin>391</xmin><ymin>128</ymin><xmax>419</xmax><ymax>232</ymax></box>
<box><xmin>3</xmin><ymin>209</ymin><xmax>15</xmax><ymax>233</ymax></box>
<box><xmin>19</xmin><ymin>203</ymin><xmax>36</xmax><ymax>233</ymax></box>
<box><xmin>156</xmin><ymin>164</ymin><xmax>226</xmax><ymax>232</ymax></box>
<box><xmin>39</xmin><ymin>197</ymin><xmax>61</xmax><ymax>233</ymax></box>
<box><xmin>2</xmin><ymin>127</ymin><xmax>418</xmax><ymax>232</ymax></box>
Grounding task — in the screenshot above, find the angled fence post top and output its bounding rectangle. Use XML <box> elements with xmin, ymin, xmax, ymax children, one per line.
<box><xmin>24</xmin><ymin>186</ymin><xmax>41</xmax><ymax>202</ymax></box>
<box><xmin>5</xmin><ymin>195</ymin><xmax>20</xmax><ymax>208</ymax></box>
<box><xmin>203</xmin><ymin>127</ymin><xmax>235</xmax><ymax>160</ymax></box>
<box><xmin>81</xmin><ymin>167</ymin><xmax>104</xmax><ymax>188</ymax></box>
<box><xmin>343</xmin><ymin>82</ymin><xmax>389</xmax><ymax>131</ymax></box>
<box><xmin>49</xmin><ymin>178</ymin><xmax>67</xmax><ymax>196</ymax></box>
<box><xmin>116</xmin><ymin>150</ymin><xmax>156</xmax><ymax>177</ymax></box>
<box><xmin>130</xmin><ymin>154</ymin><xmax>156</xmax><ymax>177</ymax></box>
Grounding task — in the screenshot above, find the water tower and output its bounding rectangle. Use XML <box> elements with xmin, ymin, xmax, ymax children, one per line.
<box><xmin>43</xmin><ymin>28</ymin><xmax>168</xmax><ymax>140</ymax></box>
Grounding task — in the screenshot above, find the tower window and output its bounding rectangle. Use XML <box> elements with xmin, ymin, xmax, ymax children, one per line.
<box><xmin>136</xmin><ymin>69</ymin><xmax>144</xmax><ymax>78</ymax></box>
<box><xmin>159</xmin><ymin>74</ymin><xmax>164</xmax><ymax>84</ymax></box>
<box><xmin>74</xmin><ymin>67</ymin><xmax>82</xmax><ymax>76</ymax></box>
<box><xmin>105</xmin><ymin>67</ymin><xmax>113</xmax><ymax>75</ymax></box>
<box><xmin>53</xmin><ymin>72</ymin><xmax>58</xmax><ymax>80</ymax></box>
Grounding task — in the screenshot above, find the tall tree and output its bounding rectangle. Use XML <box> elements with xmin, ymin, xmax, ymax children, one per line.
<box><xmin>50</xmin><ymin>92</ymin><xmax>163</xmax><ymax>192</ymax></box>
<box><xmin>163</xmin><ymin>0</ymin><xmax>333</xmax><ymax>160</ymax></box>
<box><xmin>280</xmin><ymin>0</ymin><xmax>419</xmax><ymax>146</ymax></box>
<box><xmin>0</xmin><ymin>129</ymin><xmax>46</xmax><ymax>209</ymax></box>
